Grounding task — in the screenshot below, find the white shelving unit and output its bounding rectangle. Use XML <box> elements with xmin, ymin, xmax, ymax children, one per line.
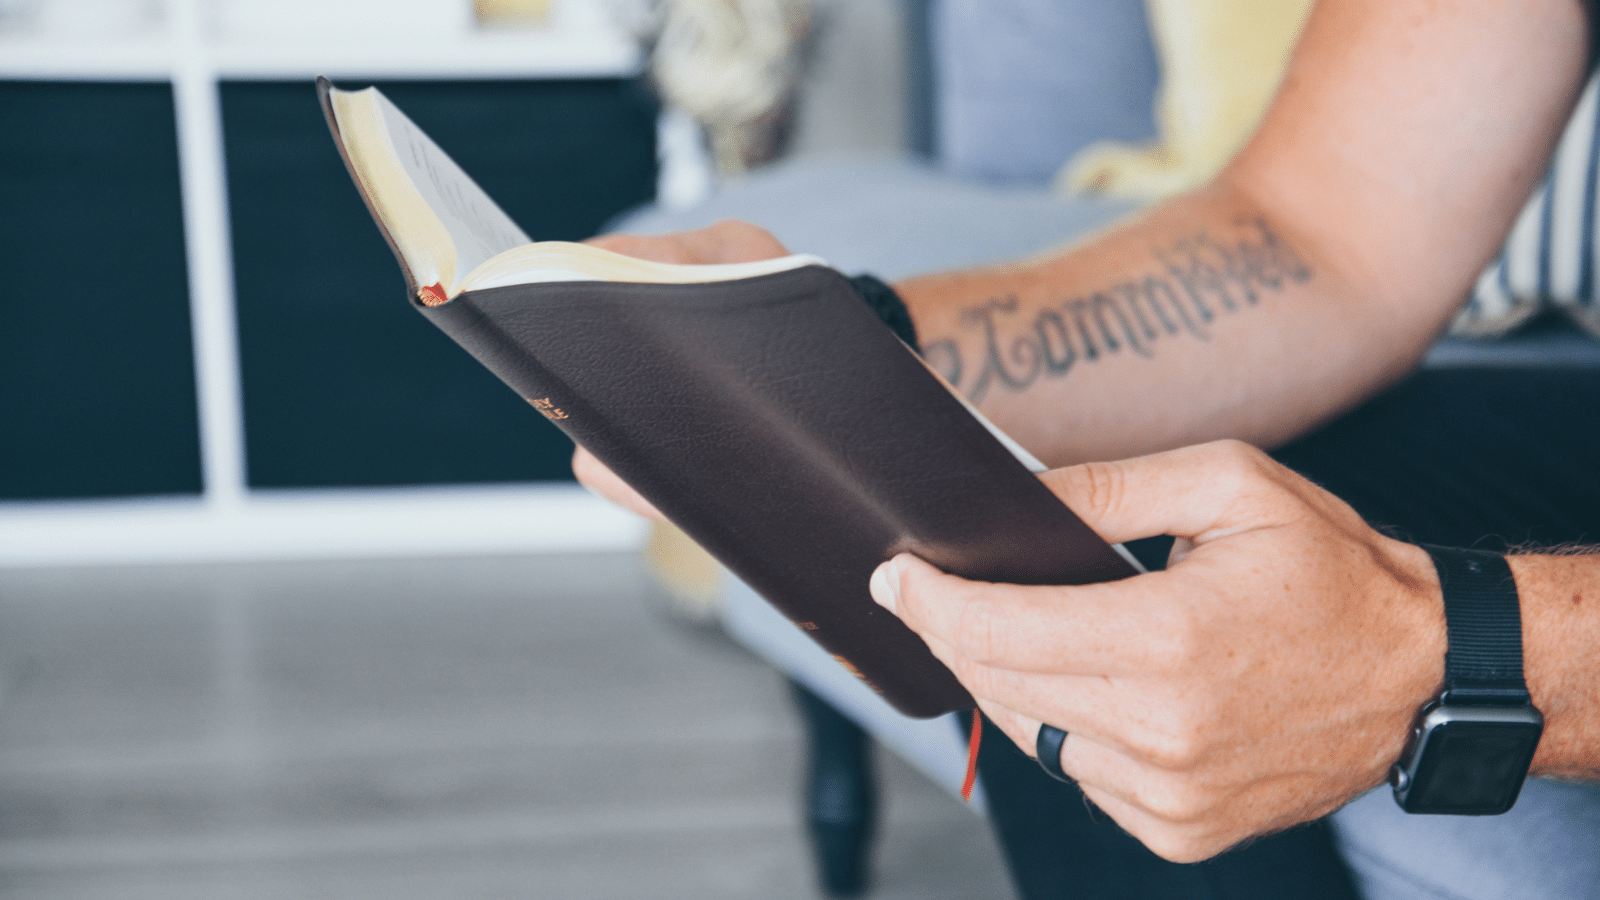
<box><xmin>0</xmin><ymin>0</ymin><xmax>652</xmax><ymax>567</ymax></box>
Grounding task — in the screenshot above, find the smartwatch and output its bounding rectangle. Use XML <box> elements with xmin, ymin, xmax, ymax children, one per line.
<box><xmin>1390</xmin><ymin>546</ymin><xmax>1543</xmax><ymax>815</ymax></box>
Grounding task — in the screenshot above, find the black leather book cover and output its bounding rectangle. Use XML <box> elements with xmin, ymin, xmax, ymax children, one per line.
<box><xmin>319</xmin><ymin>77</ymin><xmax>1137</xmax><ymax>717</ymax></box>
<box><xmin>419</xmin><ymin>268</ymin><xmax>1136</xmax><ymax>718</ymax></box>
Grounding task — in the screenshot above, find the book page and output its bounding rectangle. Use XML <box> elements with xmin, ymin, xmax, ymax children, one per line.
<box><xmin>458</xmin><ymin>242</ymin><xmax>828</xmax><ymax>292</ymax></box>
<box><xmin>372</xmin><ymin>92</ymin><xmax>531</xmax><ymax>286</ymax></box>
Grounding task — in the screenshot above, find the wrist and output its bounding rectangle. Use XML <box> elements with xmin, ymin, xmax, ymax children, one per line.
<box><xmin>1393</xmin><ymin>537</ymin><xmax>1450</xmax><ymax>692</ymax></box>
<box><xmin>1507</xmin><ymin>553</ymin><xmax>1600</xmax><ymax>780</ymax></box>
<box><xmin>1384</xmin><ymin>538</ymin><xmax>1451</xmax><ymax>757</ymax></box>
<box><xmin>848</xmin><ymin>274</ymin><xmax>918</xmax><ymax>350</ymax></box>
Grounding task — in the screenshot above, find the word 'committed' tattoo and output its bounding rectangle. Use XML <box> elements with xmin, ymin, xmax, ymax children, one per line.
<box><xmin>921</xmin><ymin>217</ymin><xmax>1311</xmax><ymax>403</ymax></box>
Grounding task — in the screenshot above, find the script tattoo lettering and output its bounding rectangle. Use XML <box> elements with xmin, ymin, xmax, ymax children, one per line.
<box><xmin>943</xmin><ymin>218</ymin><xmax>1310</xmax><ymax>403</ymax></box>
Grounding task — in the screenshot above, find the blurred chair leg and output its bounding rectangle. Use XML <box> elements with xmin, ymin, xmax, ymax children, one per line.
<box><xmin>790</xmin><ymin>679</ymin><xmax>878</xmax><ymax>898</ymax></box>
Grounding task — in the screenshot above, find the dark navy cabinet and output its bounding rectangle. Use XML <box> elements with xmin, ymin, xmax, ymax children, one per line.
<box><xmin>0</xmin><ymin>77</ymin><xmax>655</xmax><ymax>500</ymax></box>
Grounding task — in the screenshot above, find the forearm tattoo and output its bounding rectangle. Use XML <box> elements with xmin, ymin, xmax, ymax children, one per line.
<box><xmin>921</xmin><ymin>217</ymin><xmax>1312</xmax><ymax>403</ymax></box>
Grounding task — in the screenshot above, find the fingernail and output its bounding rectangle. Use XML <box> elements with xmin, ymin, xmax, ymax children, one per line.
<box><xmin>870</xmin><ymin>558</ymin><xmax>901</xmax><ymax>614</ymax></box>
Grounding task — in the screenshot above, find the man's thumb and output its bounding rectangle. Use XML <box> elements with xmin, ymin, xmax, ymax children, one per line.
<box><xmin>1037</xmin><ymin>439</ymin><xmax>1276</xmax><ymax>545</ymax></box>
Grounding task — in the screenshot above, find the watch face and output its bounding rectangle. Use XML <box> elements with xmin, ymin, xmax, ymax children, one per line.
<box><xmin>1407</xmin><ymin>717</ymin><xmax>1543</xmax><ymax>815</ymax></box>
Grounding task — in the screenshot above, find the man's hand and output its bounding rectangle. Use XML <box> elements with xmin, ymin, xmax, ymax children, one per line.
<box><xmin>571</xmin><ymin>448</ymin><xmax>664</xmax><ymax>520</ymax></box>
<box><xmin>869</xmin><ymin>440</ymin><xmax>1446</xmax><ymax>862</ymax></box>
<box><xmin>585</xmin><ymin>218</ymin><xmax>791</xmax><ymax>267</ymax></box>
<box><xmin>573</xmin><ymin>220</ymin><xmax>792</xmax><ymax>517</ymax></box>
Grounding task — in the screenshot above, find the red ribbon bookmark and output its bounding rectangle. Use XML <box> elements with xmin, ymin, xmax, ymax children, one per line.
<box><xmin>961</xmin><ymin>712</ymin><xmax>982</xmax><ymax>802</ymax></box>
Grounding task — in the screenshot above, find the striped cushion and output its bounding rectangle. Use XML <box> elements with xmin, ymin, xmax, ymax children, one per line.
<box><xmin>1456</xmin><ymin>73</ymin><xmax>1600</xmax><ymax>337</ymax></box>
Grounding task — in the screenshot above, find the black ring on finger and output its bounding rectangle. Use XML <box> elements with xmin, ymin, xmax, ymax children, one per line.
<box><xmin>1035</xmin><ymin>723</ymin><xmax>1072</xmax><ymax>783</ymax></box>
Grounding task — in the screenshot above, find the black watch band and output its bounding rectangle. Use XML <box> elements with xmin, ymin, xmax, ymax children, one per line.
<box><xmin>849</xmin><ymin>274</ymin><xmax>919</xmax><ymax>352</ymax></box>
<box><xmin>1427</xmin><ymin>546</ymin><xmax>1532</xmax><ymax>706</ymax></box>
<box><xmin>1391</xmin><ymin>546</ymin><xmax>1543</xmax><ymax>815</ymax></box>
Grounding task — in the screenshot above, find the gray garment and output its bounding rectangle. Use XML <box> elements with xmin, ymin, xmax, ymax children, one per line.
<box><xmin>607</xmin><ymin>155</ymin><xmax>1137</xmax><ymax>280</ymax></box>
<box><xmin>1333</xmin><ymin>779</ymin><xmax>1600</xmax><ymax>900</ymax></box>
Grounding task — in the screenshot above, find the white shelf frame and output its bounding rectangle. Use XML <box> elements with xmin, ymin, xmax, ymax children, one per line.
<box><xmin>0</xmin><ymin>0</ymin><xmax>651</xmax><ymax>568</ymax></box>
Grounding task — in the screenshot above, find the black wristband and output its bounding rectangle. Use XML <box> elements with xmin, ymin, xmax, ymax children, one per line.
<box><xmin>1420</xmin><ymin>545</ymin><xmax>1531</xmax><ymax>706</ymax></box>
<box><xmin>849</xmin><ymin>274</ymin><xmax>919</xmax><ymax>352</ymax></box>
<box><xmin>1391</xmin><ymin>546</ymin><xmax>1542</xmax><ymax>815</ymax></box>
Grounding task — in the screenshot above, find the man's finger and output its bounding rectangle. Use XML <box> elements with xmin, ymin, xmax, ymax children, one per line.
<box><xmin>978</xmin><ymin>703</ymin><xmax>1223</xmax><ymax>862</ymax></box>
<box><xmin>572</xmin><ymin>448</ymin><xmax>665</xmax><ymax>520</ymax></box>
<box><xmin>1074</xmin><ymin>781</ymin><xmax>1222</xmax><ymax>864</ymax></box>
<box><xmin>677</xmin><ymin>219</ymin><xmax>789</xmax><ymax>264</ymax></box>
<box><xmin>1057</xmin><ymin>731</ymin><xmax>1206</xmax><ymax>813</ymax></box>
<box><xmin>584</xmin><ymin>232</ymin><xmax>695</xmax><ymax>265</ymax></box>
<box><xmin>971</xmin><ymin>698</ymin><xmax>1041</xmax><ymax>756</ymax></box>
<box><xmin>586</xmin><ymin>221</ymin><xmax>789</xmax><ymax>266</ymax></box>
<box><xmin>975</xmin><ymin>702</ymin><xmax>1123</xmax><ymax>770</ymax></box>
<box><xmin>872</xmin><ymin>553</ymin><xmax>1196</xmax><ymax>676</ymax></box>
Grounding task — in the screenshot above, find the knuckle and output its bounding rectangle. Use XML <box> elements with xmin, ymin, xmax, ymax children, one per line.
<box><xmin>1205</xmin><ymin>438</ymin><xmax>1265</xmax><ymax>465</ymax></box>
<box><xmin>950</xmin><ymin>654</ymin><xmax>1004</xmax><ymax>700</ymax></box>
<box><xmin>1140</xmin><ymin>828</ymin><xmax>1222</xmax><ymax>865</ymax></box>
<box><xmin>1205</xmin><ymin>447</ymin><xmax>1259</xmax><ymax>493</ymax></box>
<box><xmin>1140</xmin><ymin>779</ymin><xmax>1214</xmax><ymax>826</ymax></box>
<box><xmin>710</xmin><ymin>218</ymin><xmax>774</xmax><ymax>248</ymax></box>
<box><xmin>1144</xmin><ymin>622</ymin><xmax>1198</xmax><ymax>676</ymax></box>
<box><xmin>1199</xmin><ymin>439</ymin><xmax>1276</xmax><ymax>496</ymax></box>
<box><xmin>1217</xmin><ymin>440</ymin><xmax>1305</xmax><ymax>510</ymax></box>
<box><xmin>951</xmin><ymin>599</ymin><xmax>1009</xmax><ymax>665</ymax></box>
<box><xmin>1141</xmin><ymin>730</ymin><xmax>1204</xmax><ymax>772</ymax></box>
<box><xmin>1074</xmin><ymin>461</ymin><xmax>1128</xmax><ymax>520</ymax></box>
<box><xmin>1129</xmin><ymin>713</ymin><xmax>1210</xmax><ymax>771</ymax></box>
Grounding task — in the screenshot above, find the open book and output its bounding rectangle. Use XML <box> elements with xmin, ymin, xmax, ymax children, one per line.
<box><xmin>324</xmin><ymin>81</ymin><xmax>824</xmax><ymax>306</ymax></box>
<box><xmin>320</xmin><ymin>77</ymin><xmax>1140</xmax><ymax>719</ymax></box>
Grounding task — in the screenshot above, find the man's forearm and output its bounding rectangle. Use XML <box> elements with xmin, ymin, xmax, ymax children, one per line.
<box><xmin>890</xmin><ymin>0</ymin><xmax>1591</xmax><ymax>469</ymax></box>
<box><xmin>894</xmin><ymin>182</ymin><xmax>1449</xmax><ymax>467</ymax></box>
<box><xmin>914</xmin><ymin>211</ymin><xmax>1313</xmax><ymax>407</ymax></box>
<box><xmin>1511</xmin><ymin>552</ymin><xmax>1600</xmax><ymax>781</ymax></box>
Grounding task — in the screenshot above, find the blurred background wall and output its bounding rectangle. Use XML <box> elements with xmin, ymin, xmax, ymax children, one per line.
<box><xmin>0</xmin><ymin>0</ymin><xmax>925</xmax><ymax>568</ymax></box>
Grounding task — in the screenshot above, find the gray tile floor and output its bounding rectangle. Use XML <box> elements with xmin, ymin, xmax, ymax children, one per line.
<box><xmin>0</xmin><ymin>553</ymin><xmax>1012</xmax><ymax>899</ymax></box>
